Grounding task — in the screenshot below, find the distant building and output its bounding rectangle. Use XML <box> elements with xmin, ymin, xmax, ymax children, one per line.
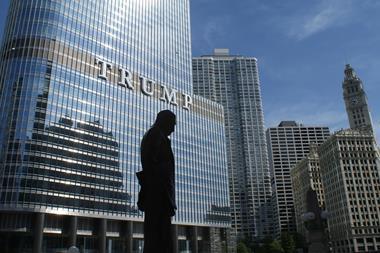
<box><xmin>193</xmin><ymin>49</ymin><xmax>272</xmax><ymax>239</ymax></box>
<box><xmin>266</xmin><ymin>121</ymin><xmax>330</xmax><ymax>237</ymax></box>
<box><xmin>318</xmin><ymin>129</ymin><xmax>380</xmax><ymax>253</ymax></box>
<box><xmin>291</xmin><ymin>144</ymin><xmax>325</xmax><ymax>238</ymax></box>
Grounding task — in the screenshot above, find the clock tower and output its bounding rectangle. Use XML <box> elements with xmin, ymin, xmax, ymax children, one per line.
<box><xmin>343</xmin><ymin>64</ymin><xmax>374</xmax><ymax>133</ymax></box>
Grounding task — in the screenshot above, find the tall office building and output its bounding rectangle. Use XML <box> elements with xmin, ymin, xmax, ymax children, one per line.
<box><xmin>342</xmin><ymin>64</ymin><xmax>374</xmax><ymax>133</ymax></box>
<box><xmin>291</xmin><ymin>145</ymin><xmax>325</xmax><ymax>238</ymax></box>
<box><xmin>313</xmin><ymin>64</ymin><xmax>380</xmax><ymax>253</ymax></box>
<box><xmin>318</xmin><ymin>129</ymin><xmax>380</xmax><ymax>253</ymax></box>
<box><xmin>193</xmin><ymin>49</ymin><xmax>272</xmax><ymax>239</ymax></box>
<box><xmin>266</xmin><ymin>121</ymin><xmax>330</xmax><ymax>237</ymax></box>
<box><xmin>0</xmin><ymin>1</ymin><xmax>231</xmax><ymax>253</ymax></box>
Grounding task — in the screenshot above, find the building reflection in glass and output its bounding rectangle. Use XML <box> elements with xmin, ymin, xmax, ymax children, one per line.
<box><xmin>25</xmin><ymin>115</ymin><xmax>134</xmax><ymax>213</ymax></box>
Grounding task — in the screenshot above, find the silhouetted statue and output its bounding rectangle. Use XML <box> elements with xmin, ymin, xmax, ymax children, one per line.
<box><xmin>138</xmin><ymin>110</ymin><xmax>177</xmax><ymax>253</ymax></box>
<box><xmin>302</xmin><ymin>188</ymin><xmax>329</xmax><ymax>253</ymax></box>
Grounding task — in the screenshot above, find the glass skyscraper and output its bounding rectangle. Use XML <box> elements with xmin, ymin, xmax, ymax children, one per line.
<box><xmin>193</xmin><ymin>49</ymin><xmax>272</xmax><ymax>240</ymax></box>
<box><xmin>0</xmin><ymin>1</ymin><xmax>231</xmax><ymax>253</ymax></box>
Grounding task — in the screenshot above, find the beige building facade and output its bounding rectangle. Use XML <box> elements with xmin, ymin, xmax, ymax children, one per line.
<box><xmin>342</xmin><ymin>64</ymin><xmax>374</xmax><ymax>133</ymax></box>
<box><xmin>318</xmin><ymin>129</ymin><xmax>380</xmax><ymax>253</ymax></box>
<box><xmin>291</xmin><ymin>145</ymin><xmax>325</xmax><ymax>238</ymax></box>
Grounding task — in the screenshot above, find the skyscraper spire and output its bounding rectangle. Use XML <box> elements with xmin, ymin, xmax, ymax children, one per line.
<box><xmin>342</xmin><ymin>64</ymin><xmax>374</xmax><ymax>133</ymax></box>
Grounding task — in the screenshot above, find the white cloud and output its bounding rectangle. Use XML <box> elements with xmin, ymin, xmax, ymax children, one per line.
<box><xmin>284</xmin><ymin>0</ymin><xmax>354</xmax><ymax>40</ymax></box>
<box><xmin>201</xmin><ymin>17</ymin><xmax>230</xmax><ymax>49</ymax></box>
<box><xmin>203</xmin><ymin>19</ymin><xmax>220</xmax><ymax>47</ymax></box>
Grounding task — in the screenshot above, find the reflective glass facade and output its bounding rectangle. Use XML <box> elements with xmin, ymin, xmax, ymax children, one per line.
<box><xmin>0</xmin><ymin>0</ymin><xmax>230</xmax><ymax>229</ymax></box>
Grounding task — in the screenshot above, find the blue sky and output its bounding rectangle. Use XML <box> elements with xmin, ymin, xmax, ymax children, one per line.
<box><xmin>1</xmin><ymin>0</ymin><xmax>379</xmax><ymax>141</ymax></box>
<box><xmin>190</xmin><ymin>0</ymin><xmax>380</xmax><ymax>141</ymax></box>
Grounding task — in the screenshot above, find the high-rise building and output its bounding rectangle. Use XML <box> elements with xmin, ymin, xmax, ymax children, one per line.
<box><xmin>343</xmin><ymin>64</ymin><xmax>374</xmax><ymax>133</ymax></box>
<box><xmin>266</xmin><ymin>121</ymin><xmax>330</xmax><ymax>237</ymax></box>
<box><xmin>318</xmin><ymin>129</ymin><xmax>380</xmax><ymax>253</ymax></box>
<box><xmin>284</xmin><ymin>64</ymin><xmax>379</xmax><ymax>252</ymax></box>
<box><xmin>0</xmin><ymin>1</ymin><xmax>231</xmax><ymax>253</ymax></box>
<box><xmin>313</xmin><ymin>64</ymin><xmax>380</xmax><ymax>253</ymax></box>
<box><xmin>193</xmin><ymin>49</ymin><xmax>272</xmax><ymax>239</ymax></box>
<box><xmin>290</xmin><ymin>145</ymin><xmax>325</xmax><ymax>238</ymax></box>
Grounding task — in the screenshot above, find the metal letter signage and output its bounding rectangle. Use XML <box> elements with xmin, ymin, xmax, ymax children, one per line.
<box><xmin>95</xmin><ymin>57</ymin><xmax>192</xmax><ymax>110</ymax></box>
<box><xmin>118</xmin><ymin>68</ymin><xmax>134</xmax><ymax>90</ymax></box>
<box><xmin>140</xmin><ymin>76</ymin><xmax>154</xmax><ymax>96</ymax></box>
<box><xmin>182</xmin><ymin>94</ymin><xmax>193</xmax><ymax>110</ymax></box>
<box><xmin>160</xmin><ymin>85</ymin><xmax>178</xmax><ymax>106</ymax></box>
<box><xmin>95</xmin><ymin>58</ymin><xmax>112</xmax><ymax>80</ymax></box>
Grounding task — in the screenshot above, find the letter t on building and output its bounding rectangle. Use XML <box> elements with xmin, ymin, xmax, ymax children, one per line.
<box><xmin>96</xmin><ymin>58</ymin><xmax>113</xmax><ymax>80</ymax></box>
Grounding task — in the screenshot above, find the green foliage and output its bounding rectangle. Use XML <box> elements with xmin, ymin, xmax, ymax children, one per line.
<box><xmin>261</xmin><ymin>237</ymin><xmax>274</xmax><ymax>253</ymax></box>
<box><xmin>251</xmin><ymin>242</ymin><xmax>266</xmax><ymax>253</ymax></box>
<box><xmin>236</xmin><ymin>235</ymin><xmax>297</xmax><ymax>253</ymax></box>
<box><xmin>268</xmin><ymin>239</ymin><xmax>285</xmax><ymax>253</ymax></box>
<box><xmin>281</xmin><ymin>232</ymin><xmax>296</xmax><ymax>253</ymax></box>
<box><xmin>237</xmin><ymin>241</ymin><xmax>251</xmax><ymax>253</ymax></box>
<box><xmin>248</xmin><ymin>236</ymin><xmax>284</xmax><ymax>253</ymax></box>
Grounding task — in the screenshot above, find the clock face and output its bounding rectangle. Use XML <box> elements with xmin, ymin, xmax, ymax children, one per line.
<box><xmin>350</xmin><ymin>97</ymin><xmax>359</xmax><ymax>105</ymax></box>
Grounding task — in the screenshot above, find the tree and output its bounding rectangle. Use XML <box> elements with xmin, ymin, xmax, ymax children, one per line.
<box><xmin>251</xmin><ymin>241</ymin><xmax>266</xmax><ymax>253</ymax></box>
<box><xmin>237</xmin><ymin>241</ymin><xmax>251</xmax><ymax>253</ymax></box>
<box><xmin>268</xmin><ymin>240</ymin><xmax>284</xmax><ymax>253</ymax></box>
<box><xmin>242</xmin><ymin>236</ymin><xmax>254</xmax><ymax>250</ymax></box>
<box><xmin>281</xmin><ymin>232</ymin><xmax>296</xmax><ymax>253</ymax></box>
<box><xmin>260</xmin><ymin>236</ymin><xmax>274</xmax><ymax>253</ymax></box>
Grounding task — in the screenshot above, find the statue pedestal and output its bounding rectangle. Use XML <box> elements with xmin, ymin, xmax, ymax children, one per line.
<box><xmin>307</xmin><ymin>231</ymin><xmax>329</xmax><ymax>253</ymax></box>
